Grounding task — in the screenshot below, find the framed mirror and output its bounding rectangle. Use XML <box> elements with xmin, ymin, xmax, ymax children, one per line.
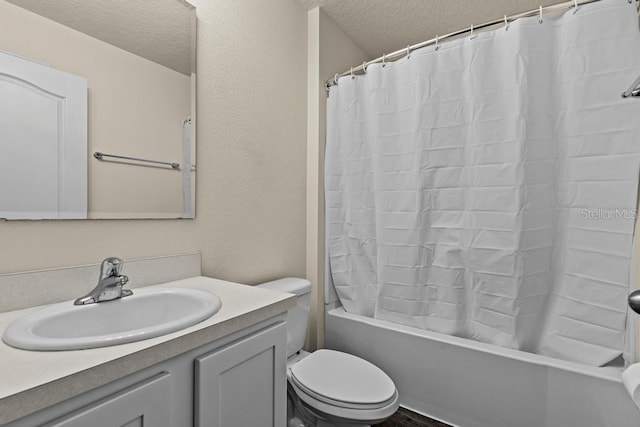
<box><xmin>0</xmin><ymin>0</ymin><xmax>196</xmax><ymax>219</ymax></box>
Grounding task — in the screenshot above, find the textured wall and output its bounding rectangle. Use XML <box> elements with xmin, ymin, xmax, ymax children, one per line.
<box><xmin>193</xmin><ymin>0</ymin><xmax>308</xmax><ymax>283</ymax></box>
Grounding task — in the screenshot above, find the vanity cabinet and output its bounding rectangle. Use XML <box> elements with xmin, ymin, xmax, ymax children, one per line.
<box><xmin>7</xmin><ymin>317</ymin><xmax>287</xmax><ymax>427</ymax></box>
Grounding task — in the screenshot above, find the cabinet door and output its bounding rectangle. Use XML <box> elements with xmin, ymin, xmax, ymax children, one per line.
<box><xmin>47</xmin><ymin>373</ymin><xmax>171</xmax><ymax>427</ymax></box>
<box><xmin>195</xmin><ymin>322</ymin><xmax>287</xmax><ymax>427</ymax></box>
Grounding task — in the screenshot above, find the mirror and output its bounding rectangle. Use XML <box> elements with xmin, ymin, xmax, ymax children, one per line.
<box><xmin>0</xmin><ymin>0</ymin><xmax>196</xmax><ymax>219</ymax></box>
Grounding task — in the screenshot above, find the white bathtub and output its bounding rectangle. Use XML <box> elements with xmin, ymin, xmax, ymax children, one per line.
<box><xmin>325</xmin><ymin>306</ymin><xmax>640</xmax><ymax>427</ymax></box>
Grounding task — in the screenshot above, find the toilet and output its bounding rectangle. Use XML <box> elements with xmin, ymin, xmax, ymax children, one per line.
<box><xmin>257</xmin><ymin>278</ymin><xmax>399</xmax><ymax>427</ymax></box>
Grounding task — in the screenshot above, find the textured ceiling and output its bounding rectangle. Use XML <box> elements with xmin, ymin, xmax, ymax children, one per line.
<box><xmin>5</xmin><ymin>0</ymin><xmax>194</xmax><ymax>75</ymax></box>
<box><xmin>298</xmin><ymin>0</ymin><xmax>566</xmax><ymax>58</ymax></box>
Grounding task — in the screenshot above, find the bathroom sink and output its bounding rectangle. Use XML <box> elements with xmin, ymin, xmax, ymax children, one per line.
<box><xmin>2</xmin><ymin>287</ymin><xmax>222</xmax><ymax>351</ymax></box>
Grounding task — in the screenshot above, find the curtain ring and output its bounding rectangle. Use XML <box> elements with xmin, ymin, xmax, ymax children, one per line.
<box><xmin>573</xmin><ymin>0</ymin><xmax>579</xmax><ymax>13</ymax></box>
<box><xmin>504</xmin><ymin>14</ymin><xmax>509</xmax><ymax>30</ymax></box>
<box><xmin>350</xmin><ymin>67</ymin><xmax>354</xmax><ymax>79</ymax></box>
<box><xmin>406</xmin><ymin>45</ymin><xmax>411</xmax><ymax>58</ymax></box>
<box><xmin>334</xmin><ymin>73</ymin><xmax>339</xmax><ymax>85</ymax></box>
<box><xmin>435</xmin><ymin>35</ymin><xmax>439</xmax><ymax>51</ymax></box>
<box><xmin>362</xmin><ymin>61</ymin><xmax>367</xmax><ymax>74</ymax></box>
<box><xmin>382</xmin><ymin>53</ymin><xmax>386</xmax><ymax>67</ymax></box>
<box><xmin>539</xmin><ymin>5</ymin><xmax>543</xmax><ymax>23</ymax></box>
<box><xmin>470</xmin><ymin>24</ymin><xmax>475</xmax><ymax>40</ymax></box>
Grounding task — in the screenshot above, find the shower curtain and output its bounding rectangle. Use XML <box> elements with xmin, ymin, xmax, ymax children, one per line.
<box><xmin>325</xmin><ymin>0</ymin><xmax>640</xmax><ymax>366</ymax></box>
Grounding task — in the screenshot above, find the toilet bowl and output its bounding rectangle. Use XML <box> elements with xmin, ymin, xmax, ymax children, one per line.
<box><xmin>288</xmin><ymin>350</ymin><xmax>399</xmax><ymax>426</ymax></box>
<box><xmin>257</xmin><ymin>278</ymin><xmax>399</xmax><ymax>427</ymax></box>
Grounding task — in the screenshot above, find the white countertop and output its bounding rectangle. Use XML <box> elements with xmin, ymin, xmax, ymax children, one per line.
<box><xmin>0</xmin><ymin>276</ymin><xmax>295</xmax><ymax>424</ymax></box>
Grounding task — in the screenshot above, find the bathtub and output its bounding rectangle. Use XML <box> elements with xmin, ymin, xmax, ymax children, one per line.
<box><xmin>325</xmin><ymin>306</ymin><xmax>640</xmax><ymax>427</ymax></box>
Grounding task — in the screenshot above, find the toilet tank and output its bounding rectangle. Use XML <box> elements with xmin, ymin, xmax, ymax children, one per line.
<box><xmin>256</xmin><ymin>278</ymin><xmax>311</xmax><ymax>357</ymax></box>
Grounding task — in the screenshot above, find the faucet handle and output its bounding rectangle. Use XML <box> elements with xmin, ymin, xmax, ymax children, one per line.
<box><xmin>120</xmin><ymin>275</ymin><xmax>132</xmax><ymax>298</ymax></box>
<box><xmin>100</xmin><ymin>257</ymin><xmax>124</xmax><ymax>278</ymax></box>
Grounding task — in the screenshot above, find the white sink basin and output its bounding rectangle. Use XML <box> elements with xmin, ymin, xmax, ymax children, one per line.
<box><xmin>2</xmin><ymin>287</ymin><xmax>222</xmax><ymax>351</ymax></box>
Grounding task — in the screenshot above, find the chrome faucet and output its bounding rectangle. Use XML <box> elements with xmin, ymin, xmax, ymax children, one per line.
<box><xmin>74</xmin><ymin>257</ymin><xmax>131</xmax><ymax>305</ymax></box>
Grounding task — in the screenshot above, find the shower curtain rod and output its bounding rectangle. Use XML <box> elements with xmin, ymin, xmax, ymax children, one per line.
<box><xmin>325</xmin><ymin>0</ymin><xmax>625</xmax><ymax>91</ymax></box>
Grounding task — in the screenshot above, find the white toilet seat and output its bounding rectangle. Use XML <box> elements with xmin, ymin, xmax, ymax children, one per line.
<box><xmin>287</xmin><ymin>350</ymin><xmax>399</xmax><ymax>424</ymax></box>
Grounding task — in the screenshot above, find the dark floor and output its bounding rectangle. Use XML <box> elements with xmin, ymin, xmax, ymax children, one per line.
<box><xmin>374</xmin><ymin>407</ymin><xmax>451</xmax><ymax>427</ymax></box>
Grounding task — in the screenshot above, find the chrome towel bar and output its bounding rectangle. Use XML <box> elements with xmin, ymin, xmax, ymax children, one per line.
<box><xmin>94</xmin><ymin>152</ymin><xmax>180</xmax><ymax>169</ymax></box>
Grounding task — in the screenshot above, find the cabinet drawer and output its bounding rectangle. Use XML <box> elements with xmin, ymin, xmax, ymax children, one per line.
<box><xmin>46</xmin><ymin>372</ymin><xmax>171</xmax><ymax>427</ymax></box>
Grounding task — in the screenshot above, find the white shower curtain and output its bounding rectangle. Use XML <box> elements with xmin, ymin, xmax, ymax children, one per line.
<box><xmin>325</xmin><ymin>0</ymin><xmax>640</xmax><ymax>366</ymax></box>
